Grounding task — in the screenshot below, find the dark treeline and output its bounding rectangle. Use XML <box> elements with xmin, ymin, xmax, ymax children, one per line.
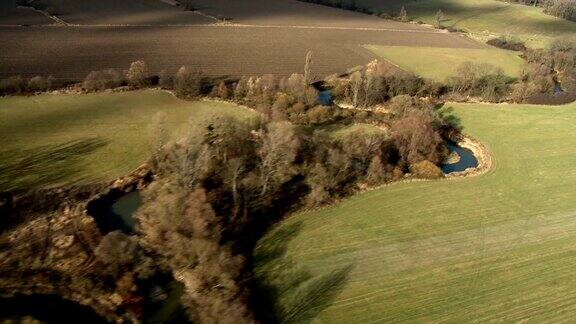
<box><xmin>505</xmin><ymin>0</ymin><xmax>576</xmax><ymax>21</ymax></box>
<box><xmin>509</xmin><ymin>38</ymin><xmax>576</xmax><ymax>104</ymax></box>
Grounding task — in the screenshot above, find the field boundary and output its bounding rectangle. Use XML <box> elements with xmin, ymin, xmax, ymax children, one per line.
<box><xmin>0</xmin><ymin>22</ymin><xmax>448</xmax><ymax>33</ymax></box>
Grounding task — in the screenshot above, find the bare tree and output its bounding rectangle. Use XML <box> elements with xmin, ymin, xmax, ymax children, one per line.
<box><xmin>366</xmin><ymin>155</ymin><xmax>386</xmax><ymax>185</ymax></box>
<box><xmin>258</xmin><ymin>122</ymin><xmax>300</xmax><ymax>195</ymax></box>
<box><xmin>399</xmin><ymin>6</ymin><xmax>408</xmax><ymax>22</ymax></box>
<box><xmin>304</xmin><ymin>51</ymin><xmax>313</xmax><ymax>84</ymax></box>
<box><xmin>350</xmin><ymin>71</ymin><xmax>363</xmax><ymax>107</ymax></box>
<box><xmin>174</xmin><ymin>66</ymin><xmax>203</xmax><ymax>98</ymax></box>
<box><xmin>435</xmin><ymin>9</ymin><xmax>445</xmax><ymax>28</ymax></box>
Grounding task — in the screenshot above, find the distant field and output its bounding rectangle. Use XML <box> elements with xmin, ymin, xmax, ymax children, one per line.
<box><xmin>0</xmin><ymin>25</ymin><xmax>481</xmax><ymax>81</ymax></box>
<box><xmin>0</xmin><ymin>90</ymin><xmax>254</xmax><ymax>191</ymax></box>
<box><xmin>255</xmin><ymin>101</ymin><xmax>576</xmax><ymax>322</ymax></box>
<box><xmin>0</xmin><ymin>7</ymin><xmax>51</xmax><ymax>25</ymax></box>
<box><xmin>338</xmin><ymin>0</ymin><xmax>576</xmax><ymax>47</ymax></box>
<box><xmin>191</xmin><ymin>0</ymin><xmax>426</xmax><ymax>29</ymax></box>
<box><xmin>38</xmin><ymin>0</ymin><xmax>213</xmax><ymax>25</ymax></box>
<box><xmin>365</xmin><ymin>45</ymin><xmax>525</xmax><ymax>81</ymax></box>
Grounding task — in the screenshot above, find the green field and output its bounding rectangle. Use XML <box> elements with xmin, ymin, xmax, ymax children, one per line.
<box><xmin>0</xmin><ymin>90</ymin><xmax>254</xmax><ymax>191</ymax></box>
<box><xmin>365</xmin><ymin>45</ymin><xmax>525</xmax><ymax>81</ymax></box>
<box><xmin>254</xmin><ymin>101</ymin><xmax>576</xmax><ymax>322</ymax></box>
<box><xmin>347</xmin><ymin>0</ymin><xmax>576</xmax><ymax>47</ymax></box>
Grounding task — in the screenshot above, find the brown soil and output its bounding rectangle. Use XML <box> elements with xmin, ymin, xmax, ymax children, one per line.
<box><xmin>0</xmin><ymin>24</ymin><xmax>482</xmax><ymax>81</ymax></box>
<box><xmin>36</xmin><ymin>0</ymin><xmax>213</xmax><ymax>25</ymax></box>
<box><xmin>0</xmin><ymin>7</ymin><xmax>52</xmax><ymax>26</ymax></box>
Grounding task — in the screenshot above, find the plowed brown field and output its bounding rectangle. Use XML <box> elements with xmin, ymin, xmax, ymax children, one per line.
<box><xmin>0</xmin><ymin>25</ymin><xmax>482</xmax><ymax>81</ymax></box>
<box><xmin>0</xmin><ymin>7</ymin><xmax>52</xmax><ymax>26</ymax></box>
<box><xmin>31</xmin><ymin>0</ymin><xmax>214</xmax><ymax>25</ymax></box>
<box><xmin>191</xmin><ymin>0</ymin><xmax>426</xmax><ymax>30</ymax></box>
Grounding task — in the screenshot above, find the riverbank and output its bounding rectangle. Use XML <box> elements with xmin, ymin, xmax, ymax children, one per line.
<box><xmin>0</xmin><ymin>164</ymin><xmax>153</xmax><ymax>322</ymax></box>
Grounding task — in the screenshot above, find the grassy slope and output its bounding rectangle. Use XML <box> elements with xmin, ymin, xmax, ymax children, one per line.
<box><xmin>254</xmin><ymin>101</ymin><xmax>576</xmax><ymax>322</ymax></box>
<box><xmin>348</xmin><ymin>0</ymin><xmax>576</xmax><ymax>47</ymax></box>
<box><xmin>0</xmin><ymin>90</ymin><xmax>254</xmax><ymax>191</ymax></box>
<box><xmin>365</xmin><ymin>45</ymin><xmax>525</xmax><ymax>81</ymax></box>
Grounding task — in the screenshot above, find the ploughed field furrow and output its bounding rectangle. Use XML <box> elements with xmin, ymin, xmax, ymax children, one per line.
<box><xmin>0</xmin><ymin>25</ymin><xmax>481</xmax><ymax>81</ymax></box>
<box><xmin>28</xmin><ymin>0</ymin><xmax>214</xmax><ymax>25</ymax></box>
<box><xmin>0</xmin><ymin>8</ymin><xmax>53</xmax><ymax>26</ymax></box>
<box><xmin>191</xmin><ymin>0</ymin><xmax>427</xmax><ymax>30</ymax></box>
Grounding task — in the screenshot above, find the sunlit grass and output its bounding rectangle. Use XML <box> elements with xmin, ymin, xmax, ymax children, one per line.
<box><xmin>365</xmin><ymin>45</ymin><xmax>525</xmax><ymax>82</ymax></box>
<box><xmin>0</xmin><ymin>90</ymin><xmax>254</xmax><ymax>190</ymax></box>
<box><xmin>255</xmin><ymin>101</ymin><xmax>576</xmax><ymax>322</ymax></box>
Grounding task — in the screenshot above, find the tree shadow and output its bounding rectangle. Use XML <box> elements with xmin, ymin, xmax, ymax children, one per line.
<box><xmin>436</xmin><ymin>104</ymin><xmax>463</xmax><ymax>133</ymax></box>
<box><xmin>0</xmin><ymin>138</ymin><xmax>108</xmax><ymax>191</ymax></box>
<box><xmin>252</xmin><ymin>222</ymin><xmax>353</xmax><ymax>323</ymax></box>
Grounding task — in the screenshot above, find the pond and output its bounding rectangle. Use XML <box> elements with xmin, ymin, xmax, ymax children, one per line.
<box><xmin>110</xmin><ymin>190</ymin><xmax>141</xmax><ymax>233</ymax></box>
<box><xmin>89</xmin><ymin>190</ymin><xmax>141</xmax><ymax>234</ymax></box>
<box><xmin>0</xmin><ymin>294</ymin><xmax>107</xmax><ymax>323</ymax></box>
<box><xmin>440</xmin><ymin>143</ymin><xmax>478</xmax><ymax>174</ymax></box>
<box><xmin>318</xmin><ymin>90</ymin><xmax>332</xmax><ymax>106</ymax></box>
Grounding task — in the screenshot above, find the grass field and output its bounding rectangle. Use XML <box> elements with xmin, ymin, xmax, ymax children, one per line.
<box><xmin>0</xmin><ymin>90</ymin><xmax>254</xmax><ymax>191</ymax></box>
<box><xmin>345</xmin><ymin>0</ymin><xmax>576</xmax><ymax>47</ymax></box>
<box><xmin>254</xmin><ymin>101</ymin><xmax>576</xmax><ymax>322</ymax></box>
<box><xmin>365</xmin><ymin>45</ymin><xmax>525</xmax><ymax>81</ymax></box>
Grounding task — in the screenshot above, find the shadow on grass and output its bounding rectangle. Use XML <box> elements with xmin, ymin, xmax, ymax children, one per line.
<box><xmin>253</xmin><ymin>222</ymin><xmax>353</xmax><ymax>323</ymax></box>
<box><xmin>0</xmin><ymin>138</ymin><xmax>108</xmax><ymax>191</ymax></box>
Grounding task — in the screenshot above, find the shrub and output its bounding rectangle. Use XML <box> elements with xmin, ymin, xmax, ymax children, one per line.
<box><xmin>174</xmin><ymin>66</ymin><xmax>204</xmax><ymax>98</ymax></box>
<box><xmin>409</xmin><ymin>160</ymin><xmax>444</xmax><ymax>179</ymax></box>
<box><xmin>366</xmin><ymin>155</ymin><xmax>387</xmax><ymax>185</ymax></box>
<box><xmin>391</xmin><ymin>108</ymin><xmax>444</xmax><ymax>165</ymax></box>
<box><xmin>217</xmin><ymin>82</ymin><xmax>229</xmax><ymax>99</ymax></box>
<box><xmin>543</xmin><ymin>0</ymin><xmax>576</xmax><ymax>21</ymax></box>
<box><xmin>126</xmin><ymin>60</ymin><xmax>150</xmax><ymax>88</ymax></box>
<box><xmin>0</xmin><ymin>76</ymin><xmax>25</xmax><ymax>95</ymax></box>
<box><xmin>486</xmin><ymin>37</ymin><xmax>527</xmax><ymax>52</ymax></box>
<box><xmin>449</xmin><ymin>62</ymin><xmax>510</xmax><ymax>101</ymax></box>
<box><xmin>158</xmin><ymin>69</ymin><xmax>173</xmax><ymax>89</ymax></box>
<box><xmin>83</xmin><ymin>69</ymin><xmax>123</xmax><ymax>92</ymax></box>
<box><xmin>306</xmin><ymin>105</ymin><xmax>331</xmax><ymax>125</ymax></box>
<box><xmin>27</xmin><ymin>76</ymin><xmax>47</xmax><ymax>92</ymax></box>
<box><xmin>510</xmin><ymin>82</ymin><xmax>540</xmax><ymax>103</ymax></box>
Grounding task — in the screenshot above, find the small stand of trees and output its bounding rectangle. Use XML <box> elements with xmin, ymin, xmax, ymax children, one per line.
<box><xmin>508</xmin><ymin>0</ymin><xmax>576</xmax><ymax>21</ymax></box>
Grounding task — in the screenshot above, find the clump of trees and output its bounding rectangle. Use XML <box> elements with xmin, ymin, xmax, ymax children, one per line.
<box><xmin>512</xmin><ymin>38</ymin><xmax>576</xmax><ymax>103</ymax></box>
<box><xmin>174</xmin><ymin>66</ymin><xmax>205</xmax><ymax>98</ymax></box>
<box><xmin>448</xmin><ymin>62</ymin><xmax>511</xmax><ymax>102</ymax></box>
<box><xmin>83</xmin><ymin>69</ymin><xmax>124</xmax><ymax>92</ymax></box>
<box><xmin>486</xmin><ymin>37</ymin><xmax>527</xmax><ymax>52</ymax></box>
<box><xmin>0</xmin><ymin>75</ymin><xmax>55</xmax><ymax>95</ymax></box>
<box><xmin>322</xmin><ymin>60</ymin><xmax>441</xmax><ymax>108</ymax></box>
<box><xmin>509</xmin><ymin>0</ymin><xmax>576</xmax><ymax>21</ymax></box>
<box><xmin>543</xmin><ymin>0</ymin><xmax>576</xmax><ymax>21</ymax></box>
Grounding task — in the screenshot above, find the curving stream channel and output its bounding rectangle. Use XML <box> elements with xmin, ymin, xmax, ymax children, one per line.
<box><xmin>440</xmin><ymin>143</ymin><xmax>479</xmax><ymax>174</ymax></box>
